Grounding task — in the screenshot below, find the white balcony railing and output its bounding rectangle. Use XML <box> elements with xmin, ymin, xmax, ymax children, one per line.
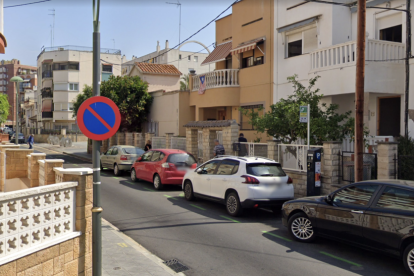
<box><xmin>310</xmin><ymin>39</ymin><xmax>405</xmax><ymax>72</ymax></box>
<box><xmin>0</xmin><ymin>182</ymin><xmax>79</xmax><ymax>266</ymax></box>
<box><xmin>192</xmin><ymin>69</ymin><xmax>240</xmax><ymax>91</ymax></box>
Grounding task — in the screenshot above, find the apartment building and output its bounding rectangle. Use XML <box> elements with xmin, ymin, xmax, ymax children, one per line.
<box><xmin>274</xmin><ymin>0</ymin><xmax>408</xmax><ymax>138</ymax></box>
<box><xmin>0</xmin><ymin>59</ymin><xmax>37</xmax><ymax>128</ymax></box>
<box><xmin>189</xmin><ymin>0</ymin><xmax>274</xmax><ymax>141</ymax></box>
<box><xmin>122</xmin><ymin>40</ymin><xmax>214</xmax><ymax>77</ymax></box>
<box><xmin>36</xmin><ymin>46</ymin><xmax>121</xmax><ymax>130</ymax></box>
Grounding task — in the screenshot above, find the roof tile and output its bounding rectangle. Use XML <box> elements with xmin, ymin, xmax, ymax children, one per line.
<box><xmin>135</xmin><ymin>62</ymin><xmax>181</xmax><ymax>75</ymax></box>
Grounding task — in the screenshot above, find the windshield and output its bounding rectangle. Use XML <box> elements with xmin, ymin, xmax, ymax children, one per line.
<box><xmin>246</xmin><ymin>163</ymin><xmax>286</xmax><ymax>177</ymax></box>
<box><xmin>122</xmin><ymin>147</ymin><xmax>145</xmax><ymax>155</ymax></box>
<box><xmin>167</xmin><ymin>154</ymin><xmax>196</xmax><ymax>166</ymax></box>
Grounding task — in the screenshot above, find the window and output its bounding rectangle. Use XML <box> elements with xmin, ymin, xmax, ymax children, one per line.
<box><xmin>288</xmin><ymin>40</ymin><xmax>302</xmax><ymax>57</ymax></box>
<box><xmin>106</xmin><ymin>148</ymin><xmax>113</xmax><ymax>155</ymax></box>
<box><xmin>68</xmin><ymin>103</ymin><xmax>74</xmax><ymax>111</ymax></box>
<box><xmin>141</xmin><ymin>151</ymin><xmax>153</xmax><ymax>161</ymax></box>
<box><xmin>151</xmin><ymin>151</ymin><xmax>161</xmax><ymax>162</ymax></box>
<box><xmin>179</xmin><ymin>54</ymin><xmax>182</xmax><ymax>60</ymax></box>
<box><xmin>376</xmin><ymin>187</ymin><xmax>414</xmax><ymax>211</ymax></box>
<box><xmin>102</xmin><ymin>64</ymin><xmax>112</xmax><ymax>73</ymax></box>
<box><xmin>246</xmin><ymin>163</ymin><xmax>286</xmax><ymax>177</ymax></box>
<box><xmin>122</xmin><ymin>147</ymin><xmax>145</xmax><ymax>156</ymax></box>
<box><xmin>69</xmin><ymin>83</ymin><xmax>79</xmax><ymax>91</ymax></box>
<box><xmin>167</xmin><ymin>154</ymin><xmax>196</xmax><ymax>166</ymax></box>
<box><xmin>112</xmin><ymin>148</ymin><xmax>119</xmax><ymax>155</ymax></box>
<box><xmin>226</xmin><ymin>58</ymin><xmax>232</xmax><ymax>69</ymax></box>
<box><xmin>188</xmin><ymin>56</ymin><xmax>191</xmax><ymax>61</ymax></box>
<box><xmin>243</xmin><ymin>57</ymin><xmax>254</xmax><ymax>68</ymax></box>
<box><xmin>241</xmin><ymin>42</ymin><xmax>265</xmax><ymax>69</ymax></box>
<box><xmin>53</xmin><ymin>62</ymin><xmax>79</xmax><ymax>71</ymax></box>
<box><xmin>68</xmin><ymin>63</ymin><xmax>79</xmax><ymax>70</ymax></box>
<box><xmin>240</xmin><ymin>104</ymin><xmax>263</xmax><ymax>130</ymax></box>
<box><xmin>188</xmin><ymin>68</ymin><xmax>194</xmax><ymax>73</ymax></box>
<box><xmin>286</xmin><ymin>27</ymin><xmax>317</xmax><ymax>58</ymax></box>
<box><xmin>199</xmin><ymin>160</ymin><xmax>221</xmax><ymax>175</ymax></box>
<box><xmin>333</xmin><ymin>185</ymin><xmax>379</xmax><ymax>206</ymax></box>
<box><xmin>380</xmin><ymin>25</ymin><xmax>402</xmax><ymax>43</ymax></box>
<box><xmin>54</xmin><ymin>103</ymin><xmax>62</xmax><ymax>111</ymax></box>
<box><xmin>194</xmin><ymin>56</ymin><xmax>198</xmax><ymax>62</ymax></box>
<box><xmin>217</xmin><ymin>160</ymin><xmax>239</xmax><ymax>175</ymax></box>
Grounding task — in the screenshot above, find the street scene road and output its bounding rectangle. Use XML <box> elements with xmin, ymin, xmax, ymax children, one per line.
<box><xmin>30</xmin><ymin>144</ymin><xmax>406</xmax><ymax>276</ymax></box>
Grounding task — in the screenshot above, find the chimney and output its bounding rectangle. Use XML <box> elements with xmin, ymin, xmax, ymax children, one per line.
<box><xmin>165</xmin><ymin>40</ymin><xmax>169</xmax><ymax>49</ymax></box>
<box><xmin>157</xmin><ymin>41</ymin><xmax>160</xmax><ymax>53</ymax></box>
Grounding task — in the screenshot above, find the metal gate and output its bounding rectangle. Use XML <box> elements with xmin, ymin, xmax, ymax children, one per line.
<box><xmin>216</xmin><ymin>131</ymin><xmax>223</xmax><ymax>145</ymax></box>
<box><xmin>340</xmin><ymin>151</ymin><xmax>378</xmax><ymax>183</ymax></box>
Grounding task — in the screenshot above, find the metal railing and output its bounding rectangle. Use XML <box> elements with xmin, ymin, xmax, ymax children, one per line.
<box><xmin>42</xmin><ymin>112</ymin><xmax>53</xmax><ymax>119</ymax></box>
<box><xmin>278</xmin><ymin>144</ymin><xmax>323</xmax><ymax>172</ymax></box>
<box><xmin>171</xmin><ymin>137</ymin><xmax>187</xmax><ymax>151</ymax></box>
<box><xmin>191</xmin><ymin>69</ymin><xmax>240</xmax><ymax>91</ymax></box>
<box><xmin>42</xmin><ymin>70</ymin><xmax>53</xmax><ymax>78</ymax></box>
<box><xmin>342</xmin><ymin>136</ymin><xmax>394</xmax><ymax>153</ymax></box>
<box><xmin>239</xmin><ymin>142</ymin><xmax>268</xmax><ymax>157</ymax></box>
<box><xmin>152</xmin><ymin>137</ymin><xmax>166</xmax><ymax>149</ymax></box>
<box><xmin>38</xmin><ymin>45</ymin><xmax>121</xmax><ymax>59</ymax></box>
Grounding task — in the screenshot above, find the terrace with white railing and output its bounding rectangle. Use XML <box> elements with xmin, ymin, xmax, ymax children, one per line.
<box><xmin>310</xmin><ymin>39</ymin><xmax>405</xmax><ymax>72</ymax></box>
<box><xmin>191</xmin><ymin>69</ymin><xmax>240</xmax><ymax>91</ymax></box>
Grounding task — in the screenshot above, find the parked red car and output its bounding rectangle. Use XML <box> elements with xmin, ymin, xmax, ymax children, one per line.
<box><xmin>130</xmin><ymin>149</ymin><xmax>197</xmax><ymax>190</ymax></box>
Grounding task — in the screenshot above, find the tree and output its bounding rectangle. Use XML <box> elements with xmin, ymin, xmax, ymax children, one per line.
<box><xmin>241</xmin><ymin>75</ymin><xmax>352</xmax><ymax>145</ymax></box>
<box><xmin>0</xmin><ymin>94</ymin><xmax>10</xmax><ymax>124</ymax></box>
<box><xmin>180</xmin><ymin>74</ymin><xmax>189</xmax><ymax>91</ymax></box>
<box><xmin>73</xmin><ymin>75</ymin><xmax>152</xmax><ymax>132</ymax></box>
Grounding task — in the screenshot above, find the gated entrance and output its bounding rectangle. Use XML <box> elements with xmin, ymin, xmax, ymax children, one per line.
<box><xmin>340</xmin><ymin>151</ymin><xmax>378</xmax><ymax>183</ymax></box>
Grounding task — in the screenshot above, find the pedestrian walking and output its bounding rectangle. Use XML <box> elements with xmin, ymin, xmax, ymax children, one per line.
<box><xmin>28</xmin><ymin>134</ymin><xmax>34</xmax><ymax>149</ymax></box>
<box><xmin>238</xmin><ymin>133</ymin><xmax>248</xmax><ymax>156</ymax></box>
<box><xmin>144</xmin><ymin>140</ymin><xmax>152</xmax><ymax>151</ymax></box>
<box><xmin>213</xmin><ymin>139</ymin><xmax>225</xmax><ymax>156</ymax></box>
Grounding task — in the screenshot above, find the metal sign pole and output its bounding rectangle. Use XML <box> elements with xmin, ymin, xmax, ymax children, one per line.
<box><xmin>92</xmin><ymin>1</ymin><xmax>102</xmax><ymax>275</ymax></box>
<box><xmin>307</xmin><ymin>104</ymin><xmax>310</xmax><ymax>150</ymax></box>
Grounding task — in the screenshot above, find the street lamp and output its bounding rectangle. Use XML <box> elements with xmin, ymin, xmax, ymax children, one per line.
<box><xmin>10</xmin><ymin>76</ymin><xmax>23</xmax><ymax>145</ymax></box>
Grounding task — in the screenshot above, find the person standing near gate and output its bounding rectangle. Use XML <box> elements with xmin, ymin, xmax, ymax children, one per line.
<box><xmin>28</xmin><ymin>134</ymin><xmax>34</xmax><ymax>149</ymax></box>
<box><xmin>238</xmin><ymin>133</ymin><xmax>248</xmax><ymax>156</ymax></box>
<box><xmin>145</xmin><ymin>140</ymin><xmax>152</xmax><ymax>151</ymax></box>
<box><xmin>213</xmin><ymin>139</ymin><xmax>225</xmax><ymax>157</ymax></box>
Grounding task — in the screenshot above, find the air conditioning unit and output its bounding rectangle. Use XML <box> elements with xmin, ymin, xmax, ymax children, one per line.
<box><xmin>58</xmin><ymin>48</ymin><xmax>64</xmax><ymax>51</ymax></box>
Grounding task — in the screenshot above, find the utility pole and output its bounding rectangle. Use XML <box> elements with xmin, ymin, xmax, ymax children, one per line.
<box><xmin>92</xmin><ymin>1</ymin><xmax>102</xmax><ymax>276</ymax></box>
<box><xmin>405</xmin><ymin>0</ymin><xmax>411</xmax><ymax>137</ymax></box>
<box><xmin>49</xmin><ymin>9</ymin><xmax>55</xmax><ymax>47</ymax></box>
<box><xmin>355</xmin><ymin>0</ymin><xmax>366</xmax><ymax>182</ymax></box>
<box><xmin>166</xmin><ymin>1</ymin><xmax>181</xmax><ymax>70</ymax></box>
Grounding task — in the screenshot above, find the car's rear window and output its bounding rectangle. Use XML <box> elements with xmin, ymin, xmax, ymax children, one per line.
<box><xmin>122</xmin><ymin>147</ymin><xmax>145</xmax><ymax>155</ymax></box>
<box><xmin>167</xmin><ymin>154</ymin><xmax>196</xmax><ymax>166</ymax></box>
<box><xmin>246</xmin><ymin>163</ymin><xmax>286</xmax><ymax>177</ymax></box>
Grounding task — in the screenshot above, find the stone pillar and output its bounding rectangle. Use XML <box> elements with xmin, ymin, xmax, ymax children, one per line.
<box><xmin>377</xmin><ymin>141</ymin><xmax>398</xmax><ymax>180</ymax></box>
<box><xmin>125</xmin><ymin>132</ymin><xmax>133</xmax><ymax>146</ymax></box>
<box><xmin>27</xmin><ymin>153</ymin><xmax>46</xmax><ymax>188</ymax></box>
<box><xmin>322</xmin><ymin>141</ymin><xmax>342</xmax><ymax>194</ymax></box>
<box><xmin>54</xmin><ymin>167</ymin><xmax>93</xmax><ymax>275</ymax></box>
<box><xmin>165</xmin><ymin>133</ymin><xmax>174</xmax><ymax>149</ymax></box>
<box><xmin>267</xmin><ymin>140</ymin><xmax>281</xmax><ymax>162</ymax></box>
<box><xmin>186</xmin><ymin>129</ymin><xmax>198</xmax><ymax>159</ymax></box>
<box><xmin>38</xmin><ymin>159</ymin><xmax>64</xmax><ymax>186</ymax></box>
<box><xmin>145</xmin><ymin>133</ymin><xmax>155</xmax><ymax>145</ymax></box>
<box><xmin>222</xmin><ymin>121</ymin><xmax>239</xmax><ymax>156</ymax></box>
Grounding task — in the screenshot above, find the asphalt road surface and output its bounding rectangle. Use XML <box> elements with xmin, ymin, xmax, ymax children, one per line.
<box><xmin>34</xmin><ymin>145</ymin><xmax>407</xmax><ymax>276</ymax></box>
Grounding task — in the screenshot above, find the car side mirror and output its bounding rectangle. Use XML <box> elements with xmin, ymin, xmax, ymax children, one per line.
<box><xmin>136</xmin><ymin>157</ymin><xmax>142</xmax><ymax>162</ymax></box>
<box><xmin>325</xmin><ymin>195</ymin><xmax>333</xmax><ymax>205</ymax></box>
<box><xmin>196</xmin><ymin>168</ymin><xmax>203</xmax><ymax>174</ymax></box>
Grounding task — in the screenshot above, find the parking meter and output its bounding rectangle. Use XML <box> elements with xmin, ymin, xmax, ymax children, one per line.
<box><xmin>307</xmin><ymin>148</ymin><xmax>322</xmax><ymax>196</ymax></box>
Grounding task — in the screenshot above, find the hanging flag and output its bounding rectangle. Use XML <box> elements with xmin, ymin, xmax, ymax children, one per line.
<box><xmin>198</xmin><ymin>75</ymin><xmax>206</xmax><ymax>95</ymax></box>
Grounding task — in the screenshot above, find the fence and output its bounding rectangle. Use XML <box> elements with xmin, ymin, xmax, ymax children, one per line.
<box><xmin>278</xmin><ymin>144</ymin><xmax>323</xmax><ymax>172</ymax></box>
<box><xmin>198</xmin><ymin>131</ymin><xmax>203</xmax><ymax>161</ymax></box>
<box><xmin>152</xmin><ymin>137</ymin><xmax>166</xmax><ymax>149</ymax></box>
<box><xmin>171</xmin><ymin>137</ymin><xmax>187</xmax><ymax>151</ymax></box>
<box><xmin>397</xmin><ymin>155</ymin><xmax>414</xmax><ymax>180</ymax></box>
<box><xmin>340</xmin><ymin>151</ymin><xmax>378</xmax><ymax>182</ymax></box>
<box><xmin>238</xmin><ymin>142</ymin><xmax>268</xmax><ymax>157</ymax></box>
<box><xmin>342</xmin><ymin>136</ymin><xmax>394</xmax><ymax>153</ymax></box>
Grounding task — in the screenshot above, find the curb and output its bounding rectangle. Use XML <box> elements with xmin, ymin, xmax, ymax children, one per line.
<box><xmin>102</xmin><ymin>219</ymin><xmax>186</xmax><ymax>276</ymax></box>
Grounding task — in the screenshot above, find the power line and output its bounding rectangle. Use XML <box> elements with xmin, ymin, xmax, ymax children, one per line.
<box><xmin>138</xmin><ymin>0</ymin><xmax>238</xmax><ymax>64</ymax></box>
<box><xmin>4</xmin><ymin>0</ymin><xmax>52</xmax><ymax>8</ymax></box>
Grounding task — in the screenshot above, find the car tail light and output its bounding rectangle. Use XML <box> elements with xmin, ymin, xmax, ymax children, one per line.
<box><xmin>287</xmin><ymin>176</ymin><xmax>293</xmax><ymax>184</ymax></box>
<box><xmin>190</xmin><ymin>163</ymin><xmax>197</xmax><ymax>169</ymax></box>
<box><xmin>241</xmin><ymin>175</ymin><xmax>260</xmax><ymax>184</ymax></box>
<box><xmin>120</xmin><ymin>155</ymin><xmax>128</xmax><ymax>161</ymax></box>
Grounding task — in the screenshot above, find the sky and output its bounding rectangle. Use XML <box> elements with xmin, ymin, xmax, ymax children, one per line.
<box><xmin>2</xmin><ymin>0</ymin><xmax>235</xmax><ymax>67</ymax></box>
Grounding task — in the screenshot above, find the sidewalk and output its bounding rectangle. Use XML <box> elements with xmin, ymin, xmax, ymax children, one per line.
<box><xmin>102</xmin><ymin>219</ymin><xmax>185</xmax><ymax>276</ymax></box>
<box><xmin>33</xmin><ymin>142</ymin><xmax>93</xmax><ymax>162</ymax></box>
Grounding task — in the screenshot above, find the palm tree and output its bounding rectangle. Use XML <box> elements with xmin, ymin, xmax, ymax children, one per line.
<box><xmin>180</xmin><ymin>74</ymin><xmax>189</xmax><ymax>91</ymax></box>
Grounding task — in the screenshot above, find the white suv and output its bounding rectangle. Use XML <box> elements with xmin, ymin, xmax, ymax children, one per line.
<box><xmin>182</xmin><ymin>156</ymin><xmax>294</xmax><ymax>216</ymax></box>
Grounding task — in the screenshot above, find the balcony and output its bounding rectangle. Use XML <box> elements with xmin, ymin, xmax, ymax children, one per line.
<box><xmin>42</xmin><ymin>70</ymin><xmax>53</xmax><ymax>78</ymax></box>
<box><xmin>41</xmin><ymin>88</ymin><xmax>53</xmax><ymax>99</ymax></box>
<box><xmin>308</xmin><ymin>39</ymin><xmax>405</xmax><ymax>95</ymax></box>
<box><xmin>191</xmin><ymin>69</ymin><xmax>240</xmax><ymax>92</ymax></box>
<box><xmin>42</xmin><ymin>112</ymin><xmax>53</xmax><ymax>119</ymax></box>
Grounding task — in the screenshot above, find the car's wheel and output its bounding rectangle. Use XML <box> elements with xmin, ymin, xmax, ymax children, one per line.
<box><xmin>131</xmin><ymin>168</ymin><xmax>138</xmax><ymax>182</ymax></box>
<box><xmin>184</xmin><ymin>181</ymin><xmax>194</xmax><ymax>201</ymax></box>
<box><xmin>100</xmin><ymin>162</ymin><xmax>104</xmax><ymax>171</ymax></box>
<box><xmin>403</xmin><ymin>243</ymin><xmax>414</xmax><ymax>275</ymax></box>
<box><xmin>288</xmin><ymin>212</ymin><xmax>316</xmax><ymax>242</ymax></box>
<box><xmin>114</xmin><ymin>164</ymin><xmax>121</xmax><ymax>176</ymax></box>
<box><xmin>226</xmin><ymin>192</ymin><xmax>242</xmax><ymax>217</ymax></box>
<box><xmin>153</xmin><ymin>174</ymin><xmax>163</xmax><ymax>190</ymax></box>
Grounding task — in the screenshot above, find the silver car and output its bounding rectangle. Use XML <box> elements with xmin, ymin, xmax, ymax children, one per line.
<box><xmin>100</xmin><ymin>145</ymin><xmax>145</xmax><ymax>176</ymax></box>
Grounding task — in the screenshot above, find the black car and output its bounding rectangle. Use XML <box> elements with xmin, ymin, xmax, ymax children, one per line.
<box><xmin>282</xmin><ymin>180</ymin><xmax>414</xmax><ymax>275</ymax></box>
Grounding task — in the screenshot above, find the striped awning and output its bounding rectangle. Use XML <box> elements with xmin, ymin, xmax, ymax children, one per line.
<box><xmin>230</xmin><ymin>38</ymin><xmax>265</xmax><ymax>55</ymax></box>
<box><xmin>201</xmin><ymin>41</ymin><xmax>232</xmax><ymax>66</ymax></box>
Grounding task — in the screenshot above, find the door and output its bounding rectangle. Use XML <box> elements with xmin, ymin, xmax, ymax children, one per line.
<box><xmin>135</xmin><ymin>151</ymin><xmax>153</xmax><ymax>181</ymax></box>
<box><xmin>378</xmin><ymin>97</ymin><xmax>400</xmax><ymax>136</ymax></box>
<box><xmin>147</xmin><ymin>151</ymin><xmax>162</xmax><ymax>181</ymax></box>
<box><xmin>218</xmin><ymin>110</ymin><xmax>226</xmax><ymax>120</ymax></box>
<box><xmin>110</xmin><ymin>147</ymin><xmax>119</xmax><ymax>169</ymax></box>
<box><xmin>192</xmin><ymin>160</ymin><xmax>221</xmax><ymax>196</ymax></box>
<box><xmin>102</xmin><ymin>147</ymin><xmax>113</xmax><ymax>168</ymax></box>
<box><xmin>210</xmin><ymin>159</ymin><xmax>239</xmax><ymax>199</ymax></box>
<box><xmin>316</xmin><ymin>184</ymin><xmax>380</xmax><ymax>244</ymax></box>
<box><xmin>363</xmin><ymin>186</ymin><xmax>414</xmax><ymax>256</ymax></box>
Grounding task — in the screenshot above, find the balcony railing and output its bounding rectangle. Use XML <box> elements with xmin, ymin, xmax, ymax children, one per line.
<box><xmin>42</xmin><ymin>70</ymin><xmax>53</xmax><ymax>78</ymax></box>
<box><xmin>42</xmin><ymin>112</ymin><xmax>53</xmax><ymax>119</ymax></box>
<box><xmin>41</xmin><ymin>89</ymin><xmax>53</xmax><ymax>99</ymax></box>
<box><xmin>310</xmin><ymin>39</ymin><xmax>405</xmax><ymax>72</ymax></box>
<box><xmin>191</xmin><ymin>69</ymin><xmax>240</xmax><ymax>92</ymax></box>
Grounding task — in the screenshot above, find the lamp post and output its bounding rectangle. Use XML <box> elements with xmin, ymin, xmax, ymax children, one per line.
<box><xmin>10</xmin><ymin>76</ymin><xmax>23</xmax><ymax>145</ymax></box>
